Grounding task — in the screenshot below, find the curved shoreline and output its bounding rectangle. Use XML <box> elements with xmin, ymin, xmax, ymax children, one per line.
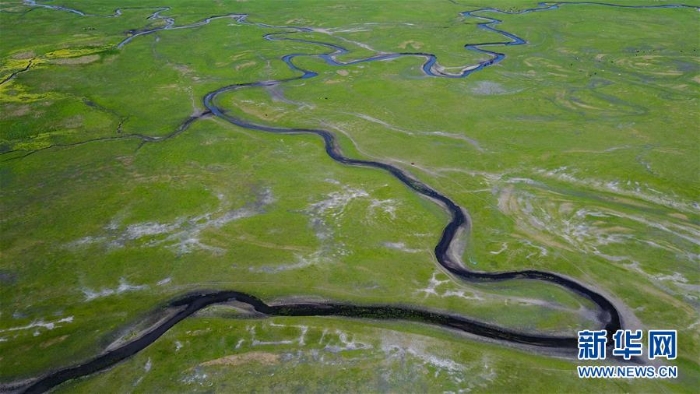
<box><xmin>19</xmin><ymin>290</ymin><xmax>580</xmax><ymax>394</ymax></box>
<box><xmin>200</xmin><ymin>34</ymin><xmax>622</xmax><ymax>334</ymax></box>
<box><xmin>8</xmin><ymin>1</ymin><xmax>698</xmax><ymax>392</ymax></box>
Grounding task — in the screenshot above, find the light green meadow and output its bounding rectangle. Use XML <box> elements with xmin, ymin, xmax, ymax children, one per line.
<box><xmin>1</xmin><ymin>1</ymin><xmax>698</xmax><ymax>392</ymax></box>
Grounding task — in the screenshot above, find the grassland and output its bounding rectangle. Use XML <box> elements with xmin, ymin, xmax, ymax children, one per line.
<box><xmin>1</xmin><ymin>0</ymin><xmax>699</xmax><ymax>392</ymax></box>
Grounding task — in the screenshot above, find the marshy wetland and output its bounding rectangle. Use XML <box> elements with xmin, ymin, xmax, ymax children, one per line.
<box><xmin>1</xmin><ymin>1</ymin><xmax>699</xmax><ymax>392</ymax></box>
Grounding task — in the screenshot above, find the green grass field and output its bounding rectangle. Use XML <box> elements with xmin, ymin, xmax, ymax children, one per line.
<box><xmin>1</xmin><ymin>1</ymin><xmax>699</xmax><ymax>392</ymax></box>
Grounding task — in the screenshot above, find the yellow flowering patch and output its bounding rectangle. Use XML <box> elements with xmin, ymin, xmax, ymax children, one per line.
<box><xmin>0</xmin><ymin>79</ymin><xmax>62</xmax><ymax>103</ymax></box>
<box><xmin>12</xmin><ymin>129</ymin><xmax>77</xmax><ymax>151</ymax></box>
<box><xmin>44</xmin><ymin>46</ymin><xmax>109</xmax><ymax>60</ymax></box>
<box><xmin>0</xmin><ymin>57</ymin><xmax>47</xmax><ymax>74</ymax></box>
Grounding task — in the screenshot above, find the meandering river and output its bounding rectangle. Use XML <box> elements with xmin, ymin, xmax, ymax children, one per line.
<box><xmin>13</xmin><ymin>1</ymin><xmax>697</xmax><ymax>392</ymax></box>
